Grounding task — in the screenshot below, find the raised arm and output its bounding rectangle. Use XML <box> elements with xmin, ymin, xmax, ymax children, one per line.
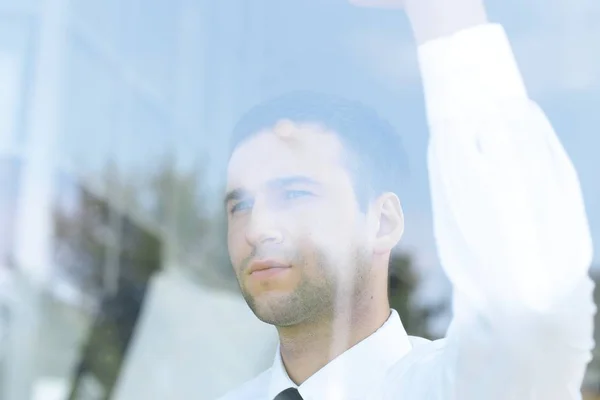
<box><xmin>414</xmin><ymin>2</ymin><xmax>595</xmax><ymax>398</ymax></box>
<box><xmin>353</xmin><ymin>0</ymin><xmax>596</xmax><ymax>398</ymax></box>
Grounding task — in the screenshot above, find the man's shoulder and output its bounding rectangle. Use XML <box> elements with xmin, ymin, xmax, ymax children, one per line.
<box><xmin>407</xmin><ymin>335</ymin><xmax>448</xmax><ymax>361</ymax></box>
<box><xmin>388</xmin><ymin>335</ymin><xmax>449</xmax><ymax>379</ymax></box>
<box><xmin>215</xmin><ymin>368</ymin><xmax>272</xmax><ymax>400</ymax></box>
<box><xmin>371</xmin><ymin>336</ymin><xmax>449</xmax><ymax>398</ymax></box>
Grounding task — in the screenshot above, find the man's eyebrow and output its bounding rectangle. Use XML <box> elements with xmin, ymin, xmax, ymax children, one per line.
<box><xmin>267</xmin><ymin>175</ymin><xmax>321</xmax><ymax>189</ymax></box>
<box><xmin>224</xmin><ymin>188</ymin><xmax>248</xmax><ymax>206</ymax></box>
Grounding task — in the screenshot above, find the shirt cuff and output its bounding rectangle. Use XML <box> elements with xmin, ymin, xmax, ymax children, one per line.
<box><xmin>417</xmin><ymin>23</ymin><xmax>529</xmax><ymax>122</ymax></box>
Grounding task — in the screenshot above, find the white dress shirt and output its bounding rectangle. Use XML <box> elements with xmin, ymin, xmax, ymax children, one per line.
<box><xmin>218</xmin><ymin>22</ymin><xmax>596</xmax><ymax>400</ymax></box>
<box><xmin>219</xmin><ymin>310</ymin><xmax>414</xmax><ymax>400</ymax></box>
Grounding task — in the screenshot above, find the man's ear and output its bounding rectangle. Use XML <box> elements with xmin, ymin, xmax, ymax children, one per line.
<box><xmin>370</xmin><ymin>192</ymin><xmax>404</xmax><ymax>254</ymax></box>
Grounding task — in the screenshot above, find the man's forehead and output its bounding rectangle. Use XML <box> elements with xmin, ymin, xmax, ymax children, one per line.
<box><xmin>226</xmin><ymin>120</ymin><xmax>346</xmax><ymax>190</ymax></box>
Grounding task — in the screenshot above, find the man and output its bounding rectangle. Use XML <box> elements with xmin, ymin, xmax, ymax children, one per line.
<box><xmin>219</xmin><ymin>0</ymin><xmax>596</xmax><ymax>398</ymax></box>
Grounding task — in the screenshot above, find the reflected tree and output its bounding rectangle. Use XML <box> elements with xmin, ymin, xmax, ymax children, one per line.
<box><xmin>100</xmin><ymin>156</ymin><xmax>235</xmax><ymax>289</ymax></box>
<box><xmin>388</xmin><ymin>251</ymin><xmax>446</xmax><ymax>340</ymax></box>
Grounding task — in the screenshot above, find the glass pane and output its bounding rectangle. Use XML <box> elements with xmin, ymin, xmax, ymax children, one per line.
<box><xmin>0</xmin><ymin>156</ymin><xmax>20</xmax><ymax>270</ymax></box>
<box><xmin>66</xmin><ymin>213</ymin><xmax>162</xmax><ymax>400</ymax></box>
<box><xmin>52</xmin><ymin>171</ymin><xmax>111</xmax><ymax>302</ymax></box>
<box><xmin>5</xmin><ymin>1</ymin><xmax>598</xmax><ymax>399</ymax></box>
<box><xmin>0</xmin><ymin>54</ymin><xmax>22</xmax><ymax>151</ymax></box>
<box><xmin>0</xmin><ymin>16</ymin><xmax>33</xmax><ymax>150</ymax></box>
<box><xmin>0</xmin><ymin>0</ymin><xmax>39</xmax><ymax>10</ymax></box>
<box><xmin>60</xmin><ymin>32</ymin><xmax>121</xmax><ymax>184</ymax></box>
<box><xmin>125</xmin><ymin>0</ymin><xmax>178</xmax><ymax>101</ymax></box>
<box><xmin>48</xmin><ymin>168</ymin><xmax>164</xmax><ymax>399</ymax></box>
<box><xmin>68</xmin><ymin>0</ymin><xmax>125</xmax><ymax>59</ymax></box>
<box><xmin>115</xmin><ymin>92</ymin><xmax>172</xmax><ymax>223</ymax></box>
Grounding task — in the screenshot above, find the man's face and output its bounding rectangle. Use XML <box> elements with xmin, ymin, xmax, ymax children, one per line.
<box><xmin>225</xmin><ymin>120</ymin><xmax>373</xmax><ymax>326</ymax></box>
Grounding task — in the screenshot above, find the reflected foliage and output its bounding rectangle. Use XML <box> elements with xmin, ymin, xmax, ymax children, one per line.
<box><xmin>52</xmin><ymin>171</ymin><xmax>162</xmax><ymax>400</ymax></box>
<box><xmin>103</xmin><ymin>156</ymin><xmax>235</xmax><ymax>289</ymax></box>
<box><xmin>0</xmin><ymin>156</ymin><xmax>21</xmax><ymax>269</ymax></box>
<box><xmin>388</xmin><ymin>252</ymin><xmax>445</xmax><ymax>340</ymax></box>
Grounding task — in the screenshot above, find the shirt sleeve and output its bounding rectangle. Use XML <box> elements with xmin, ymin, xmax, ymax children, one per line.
<box><xmin>419</xmin><ymin>23</ymin><xmax>596</xmax><ymax>399</ymax></box>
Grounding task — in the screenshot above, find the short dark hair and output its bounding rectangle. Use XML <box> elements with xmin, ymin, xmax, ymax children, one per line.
<box><xmin>228</xmin><ymin>91</ymin><xmax>409</xmax><ymax>210</ymax></box>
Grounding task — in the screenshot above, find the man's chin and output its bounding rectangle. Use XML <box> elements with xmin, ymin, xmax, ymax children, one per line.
<box><xmin>254</xmin><ymin>311</ymin><xmax>304</xmax><ymax>327</ymax></box>
<box><xmin>245</xmin><ymin>292</ymin><xmax>304</xmax><ymax>326</ymax></box>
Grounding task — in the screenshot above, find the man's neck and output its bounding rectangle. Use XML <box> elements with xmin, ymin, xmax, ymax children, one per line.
<box><xmin>276</xmin><ymin>297</ymin><xmax>391</xmax><ymax>385</ymax></box>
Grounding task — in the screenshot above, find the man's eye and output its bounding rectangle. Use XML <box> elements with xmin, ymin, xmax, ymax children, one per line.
<box><xmin>231</xmin><ymin>200</ymin><xmax>253</xmax><ymax>214</ymax></box>
<box><xmin>284</xmin><ymin>190</ymin><xmax>312</xmax><ymax>200</ymax></box>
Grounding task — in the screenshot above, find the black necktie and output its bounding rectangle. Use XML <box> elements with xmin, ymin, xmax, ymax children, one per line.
<box><xmin>274</xmin><ymin>387</ymin><xmax>303</xmax><ymax>400</ymax></box>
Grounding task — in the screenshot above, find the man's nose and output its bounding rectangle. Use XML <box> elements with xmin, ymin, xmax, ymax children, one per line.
<box><xmin>245</xmin><ymin>206</ymin><xmax>284</xmax><ymax>246</ymax></box>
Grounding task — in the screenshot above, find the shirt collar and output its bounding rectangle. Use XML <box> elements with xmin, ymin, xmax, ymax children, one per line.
<box><xmin>267</xmin><ymin>309</ymin><xmax>412</xmax><ymax>400</ymax></box>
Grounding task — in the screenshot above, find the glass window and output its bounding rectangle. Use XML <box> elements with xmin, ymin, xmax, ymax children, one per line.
<box><xmin>59</xmin><ymin>32</ymin><xmax>121</xmax><ymax>186</ymax></box>
<box><xmin>4</xmin><ymin>2</ymin><xmax>600</xmax><ymax>399</ymax></box>
<box><xmin>66</xmin><ymin>213</ymin><xmax>162</xmax><ymax>400</ymax></box>
<box><xmin>124</xmin><ymin>0</ymin><xmax>178</xmax><ymax>103</ymax></box>
<box><xmin>114</xmin><ymin>91</ymin><xmax>172</xmax><ymax>224</ymax></box>
<box><xmin>0</xmin><ymin>156</ymin><xmax>21</xmax><ymax>270</ymax></box>
<box><xmin>52</xmin><ymin>170</ymin><xmax>111</xmax><ymax>302</ymax></box>
<box><xmin>68</xmin><ymin>0</ymin><xmax>125</xmax><ymax>60</ymax></box>
<box><xmin>0</xmin><ymin>16</ymin><xmax>34</xmax><ymax>150</ymax></box>
<box><xmin>48</xmin><ymin>169</ymin><xmax>163</xmax><ymax>400</ymax></box>
<box><xmin>0</xmin><ymin>0</ymin><xmax>39</xmax><ymax>11</ymax></box>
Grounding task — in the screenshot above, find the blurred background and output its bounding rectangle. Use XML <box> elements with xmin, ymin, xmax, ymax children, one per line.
<box><xmin>0</xmin><ymin>0</ymin><xmax>599</xmax><ymax>399</ymax></box>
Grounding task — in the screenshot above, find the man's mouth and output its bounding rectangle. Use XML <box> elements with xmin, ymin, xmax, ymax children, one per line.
<box><xmin>248</xmin><ymin>259</ymin><xmax>291</xmax><ymax>279</ymax></box>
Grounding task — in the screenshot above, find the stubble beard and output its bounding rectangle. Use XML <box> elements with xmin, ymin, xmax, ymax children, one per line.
<box><xmin>242</xmin><ymin>246</ymin><xmax>371</xmax><ymax>328</ymax></box>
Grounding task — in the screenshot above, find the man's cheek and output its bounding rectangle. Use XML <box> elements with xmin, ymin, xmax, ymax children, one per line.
<box><xmin>227</xmin><ymin>238</ymin><xmax>246</xmax><ymax>272</ymax></box>
<box><xmin>292</xmin><ymin>210</ymin><xmax>332</xmax><ymax>235</ymax></box>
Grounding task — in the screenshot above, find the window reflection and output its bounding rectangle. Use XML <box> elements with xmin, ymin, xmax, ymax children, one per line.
<box><xmin>0</xmin><ymin>0</ymin><xmax>598</xmax><ymax>399</ymax></box>
<box><xmin>52</xmin><ymin>171</ymin><xmax>162</xmax><ymax>400</ymax></box>
<box><xmin>0</xmin><ymin>156</ymin><xmax>20</xmax><ymax>269</ymax></box>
